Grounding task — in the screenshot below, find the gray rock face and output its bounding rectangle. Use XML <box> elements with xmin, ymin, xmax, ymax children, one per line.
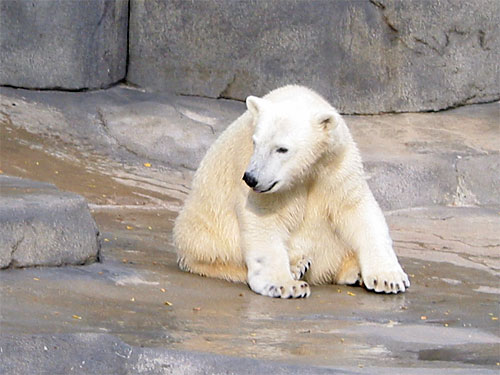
<box><xmin>364</xmin><ymin>156</ymin><xmax>458</xmax><ymax>210</ymax></box>
<box><xmin>457</xmin><ymin>155</ymin><xmax>500</xmax><ymax>207</ymax></box>
<box><xmin>1</xmin><ymin>86</ymin><xmax>498</xmax><ymax>211</ymax></box>
<box><xmin>98</xmin><ymin>94</ymin><xmax>244</xmax><ymax>170</ymax></box>
<box><xmin>0</xmin><ymin>176</ymin><xmax>100</xmax><ymax>268</ymax></box>
<box><xmin>128</xmin><ymin>0</ymin><xmax>499</xmax><ymax>114</ymax></box>
<box><xmin>0</xmin><ymin>0</ymin><xmax>128</xmax><ymax>90</ymax></box>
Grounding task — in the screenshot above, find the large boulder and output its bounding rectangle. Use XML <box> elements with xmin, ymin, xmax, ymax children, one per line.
<box><xmin>0</xmin><ymin>0</ymin><xmax>128</xmax><ymax>90</ymax></box>
<box><xmin>0</xmin><ymin>176</ymin><xmax>100</xmax><ymax>268</ymax></box>
<box><xmin>127</xmin><ymin>0</ymin><xmax>499</xmax><ymax>114</ymax></box>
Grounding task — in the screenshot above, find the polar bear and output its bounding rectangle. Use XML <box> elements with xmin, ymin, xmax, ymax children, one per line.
<box><xmin>173</xmin><ymin>85</ymin><xmax>410</xmax><ymax>298</ymax></box>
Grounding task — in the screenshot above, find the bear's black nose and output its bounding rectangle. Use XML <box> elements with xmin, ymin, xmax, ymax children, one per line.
<box><xmin>243</xmin><ymin>172</ymin><xmax>258</xmax><ymax>188</ymax></box>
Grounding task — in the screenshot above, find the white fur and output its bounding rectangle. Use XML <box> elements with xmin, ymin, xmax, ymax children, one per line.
<box><xmin>173</xmin><ymin>85</ymin><xmax>410</xmax><ymax>298</ymax></box>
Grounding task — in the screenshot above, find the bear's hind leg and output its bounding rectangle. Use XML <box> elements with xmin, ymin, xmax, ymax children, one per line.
<box><xmin>335</xmin><ymin>253</ymin><xmax>362</xmax><ymax>286</ymax></box>
<box><xmin>289</xmin><ymin>255</ymin><xmax>312</xmax><ymax>280</ymax></box>
<box><xmin>178</xmin><ymin>256</ymin><xmax>247</xmax><ymax>283</ymax></box>
<box><xmin>174</xmin><ymin>211</ymin><xmax>246</xmax><ymax>283</ymax></box>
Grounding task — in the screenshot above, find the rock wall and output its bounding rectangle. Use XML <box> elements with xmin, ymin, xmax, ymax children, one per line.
<box><xmin>0</xmin><ymin>0</ymin><xmax>498</xmax><ymax>113</ymax></box>
<box><xmin>128</xmin><ymin>0</ymin><xmax>499</xmax><ymax>113</ymax></box>
<box><xmin>0</xmin><ymin>0</ymin><xmax>128</xmax><ymax>90</ymax></box>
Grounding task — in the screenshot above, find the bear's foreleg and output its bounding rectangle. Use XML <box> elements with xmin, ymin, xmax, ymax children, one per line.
<box><xmin>241</xmin><ymin>220</ymin><xmax>311</xmax><ymax>298</ymax></box>
<box><xmin>338</xmin><ymin>195</ymin><xmax>410</xmax><ymax>294</ymax></box>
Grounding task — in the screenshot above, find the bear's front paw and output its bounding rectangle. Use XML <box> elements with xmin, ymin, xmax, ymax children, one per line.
<box><xmin>362</xmin><ymin>266</ymin><xmax>410</xmax><ymax>294</ymax></box>
<box><xmin>290</xmin><ymin>256</ymin><xmax>312</xmax><ymax>280</ymax></box>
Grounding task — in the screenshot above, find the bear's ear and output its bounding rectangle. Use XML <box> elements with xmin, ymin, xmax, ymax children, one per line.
<box><xmin>315</xmin><ymin>110</ymin><xmax>340</xmax><ymax>131</ymax></box>
<box><xmin>246</xmin><ymin>96</ymin><xmax>268</xmax><ymax>118</ymax></box>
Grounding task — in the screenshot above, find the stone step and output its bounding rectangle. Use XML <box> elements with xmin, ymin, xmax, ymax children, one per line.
<box><xmin>0</xmin><ymin>176</ymin><xmax>100</xmax><ymax>268</ymax></box>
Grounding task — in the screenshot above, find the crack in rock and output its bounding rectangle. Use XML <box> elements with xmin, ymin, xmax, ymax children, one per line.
<box><xmin>218</xmin><ymin>74</ymin><xmax>237</xmax><ymax>100</ymax></box>
<box><xmin>451</xmin><ymin>156</ymin><xmax>479</xmax><ymax>207</ymax></box>
<box><xmin>5</xmin><ymin>235</ymin><xmax>25</xmax><ymax>269</ymax></box>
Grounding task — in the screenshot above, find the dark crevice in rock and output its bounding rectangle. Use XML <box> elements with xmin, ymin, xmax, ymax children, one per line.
<box><xmin>0</xmin><ymin>82</ymin><xmax>122</xmax><ymax>93</ymax></box>
<box><xmin>350</xmin><ymin>96</ymin><xmax>500</xmax><ymax>116</ymax></box>
<box><xmin>123</xmin><ymin>0</ymin><xmax>131</xmax><ymax>85</ymax></box>
<box><xmin>4</xmin><ymin>235</ymin><xmax>25</xmax><ymax>269</ymax></box>
<box><xmin>178</xmin><ymin>92</ymin><xmax>244</xmax><ymax>103</ymax></box>
<box><xmin>477</xmin><ymin>30</ymin><xmax>490</xmax><ymax>51</ymax></box>
<box><xmin>178</xmin><ymin>92</ymin><xmax>218</xmax><ymax>100</ymax></box>
<box><xmin>413</xmin><ymin>37</ymin><xmax>443</xmax><ymax>55</ymax></box>
<box><xmin>369</xmin><ymin>0</ymin><xmax>398</xmax><ymax>34</ymax></box>
<box><xmin>368</xmin><ymin>0</ymin><xmax>385</xmax><ymax>10</ymax></box>
<box><xmin>383</xmin><ymin>16</ymin><xmax>399</xmax><ymax>34</ymax></box>
<box><xmin>218</xmin><ymin>74</ymin><xmax>237</xmax><ymax>100</ymax></box>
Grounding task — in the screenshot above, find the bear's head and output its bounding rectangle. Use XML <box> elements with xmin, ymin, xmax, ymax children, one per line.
<box><xmin>243</xmin><ymin>91</ymin><xmax>341</xmax><ymax>194</ymax></box>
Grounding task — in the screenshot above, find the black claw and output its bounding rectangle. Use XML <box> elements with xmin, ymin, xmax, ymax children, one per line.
<box><xmin>396</xmin><ymin>283</ymin><xmax>400</xmax><ymax>291</ymax></box>
<box><xmin>384</xmin><ymin>281</ymin><xmax>388</xmax><ymax>286</ymax></box>
<box><xmin>373</xmin><ymin>279</ymin><xmax>377</xmax><ymax>285</ymax></box>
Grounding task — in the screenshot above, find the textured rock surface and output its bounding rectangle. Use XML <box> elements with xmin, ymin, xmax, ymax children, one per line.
<box><xmin>1</xmin><ymin>86</ymin><xmax>498</xmax><ymax>210</ymax></box>
<box><xmin>456</xmin><ymin>155</ymin><xmax>500</xmax><ymax>207</ymax></box>
<box><xmin>128</xmin><ymin>0</ymin><xmax>499</xmax><ymax>114</ymax></box>
<box><xmin>0</xmin><ymin>333</ymin><xmax>339</xmax><ymax>375</ymax></box>
<box><xmin>0</xmin><ymin>205</ymin><xmax>498</xmax><ymax>373</ymax></box>
<box><xmin>0</xmin><ymin>86</ymin><xmax>498</xmax><ymax>373</ymax></box>
<box><xmin>98</xmin><ymin>94</ymin><xmax>244</xmax><ymax>170</ymax></box>
<box><xmin>0</xmin><ymin>176</ymin><xmax>100</xmax><ymax>268</ymax></box>
<box><xmin>0</xmin><ymin>0</ymin><xmax>128</xmax><ymax>89</ymax></box>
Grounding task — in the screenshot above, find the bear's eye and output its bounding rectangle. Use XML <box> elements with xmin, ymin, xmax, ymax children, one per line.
<box><xmin>276</xmin><ymin>147</ymin><xmax>288</xmax><ymax>154</ymax></box>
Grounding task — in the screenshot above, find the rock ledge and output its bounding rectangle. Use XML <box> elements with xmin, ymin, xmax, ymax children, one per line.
<box><xmin>0</xmin><ymin>176</ymin><xmax>100</xmax><ymax>268</ymax></box>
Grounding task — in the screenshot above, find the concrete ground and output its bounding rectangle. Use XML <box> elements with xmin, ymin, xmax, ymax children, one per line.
<box><xmin>0</xmin><ymin>86</ymin><xmax>499</xmax><ymax>374</ymax></box>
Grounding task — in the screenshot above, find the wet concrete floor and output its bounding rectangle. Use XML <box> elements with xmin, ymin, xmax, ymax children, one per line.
<box><xmin>1</xmin><ymin>107</ymin><xmax>499</xmax><ymax>373</ymax></box>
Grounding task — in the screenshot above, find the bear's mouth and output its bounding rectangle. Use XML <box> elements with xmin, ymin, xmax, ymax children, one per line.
<box><xmin>255</xmin><ymin>180</ymin><xmax>278</xmax><ymax>193</ymax></box>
